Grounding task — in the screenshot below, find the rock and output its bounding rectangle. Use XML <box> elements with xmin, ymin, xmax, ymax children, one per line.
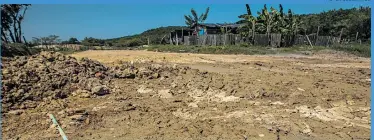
<box><xmin>270</xmin><ymin>101</ymin><xmax>285</xmax><ymax>106</ymax></box>
<box><xmin>95</xmin><ymin>72</ymin><xmax>104</xmax><ymax>79</ymax></box>
<box><xmin>259</xmin><ymin>134</ymin><xmax>265</xmax><ymax>137</ymax></box>
<box><xmin>301</xmin><ymin>128</ymin><xmax>312</xmax><ymax>135</ymax></box>
<box><xmin>171</xmin><ymin>83</ymin><xmax>177</xmax><ymax>88</ymax></box>
<box><xmin>91</xmin><ymin>86</ymin><xmax>110</xmax><ymax>96</ymax></box>
<box><xmin>72</xmin><ymin>89</ymin><xmax>91</xmax><ymax>98</ymax></box>
<box><xmin>172</xmin><ymin>64</ymin><xmax>178</xmax><ymax>69</ymax></box>
<box><xmin>151</xmin><ymin>64</ymin><xmax>162</xmax><ymax>69</ymax></box>
<box><xmin>137</xmin><ymin>85</ymin><xmax>153</xmax><ymax>94</ymax></box>
<box><xmin>66</xmin><ymin>108</ymin><xmax>87</xmax><ymax>116</ymax></box>
<box><xmin>7</xmin><ymin>110</ymin><xmax>24</xmax><ymax>115</ymax></box>
<box><xmin>158</xmin><ymin>89</ymin><xmax>173</xmax><ymax>98</ymax></box>
<box><xmin>92</xmin><ymin>106</ymin><xmax>107</xmax><ymax>112</ymax></box>
<box><xmin>297</xmin><ymin>88</ymin><xmax>305</xmax><ymax>92</ymax></box>
<box><xmin>346</xmin><ymin>100</ymin><xmax>355</xmax><ymax>105</ymax></box>
<box><xmin>70</xmin><ymin>115</ymin><xmax>85</xmax><ymax>121</ymax></box>
<box><xmin>152</xmin><ymin>73</ymin><xmax>160</xmax><ymax>79</ymax></box>
<box><xmin>188</xmin><ymin>103</ymin><xmax>198</xmax><ymax>108</ymax></box>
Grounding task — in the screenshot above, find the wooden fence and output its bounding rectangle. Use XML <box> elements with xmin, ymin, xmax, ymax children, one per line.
<box><xmin>183</xmin><ymin>34</ymin><xmax>282</xmax><ymax>47</ymax></box>
<box><xmin>293</xmin><ymin>35</ymin><xmax>341</xmax><ymax>46</ymax></box>
<box><xmin>184</xmin><ymin>34</ymin><xmax>243</xmax><ymax>46</ymax></box>
<box><xmin>180</xmin><ymin>33</ymin><xmax>342</xmax><ymax>47</ymax></box>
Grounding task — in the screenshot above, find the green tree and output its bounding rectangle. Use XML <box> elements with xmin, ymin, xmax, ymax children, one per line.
<box><xmin>1</xmin><ymin>4</ymin><xmax>31</xmax><ymax>43</ymax></box>
<box><xmin>67</xmin><ymin>37</ymin><xmax>79</xmax><ymax>44</ymax></box>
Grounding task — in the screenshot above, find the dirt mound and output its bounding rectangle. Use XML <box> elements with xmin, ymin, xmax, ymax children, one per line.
<box><xmin>1</xmin><ymin>51</ymin><xmax>191</xmax><ymax>112</ymax></box>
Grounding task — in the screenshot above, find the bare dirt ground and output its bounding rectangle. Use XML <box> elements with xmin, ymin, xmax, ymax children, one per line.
<box><xmin>2</xmin><ymin>50</ymin><xmax>371</xmax><ymax>140</ymax></box>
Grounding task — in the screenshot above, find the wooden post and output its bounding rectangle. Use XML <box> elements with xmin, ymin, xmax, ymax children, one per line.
<box><xmin>176</xmin><ymin>32</ymin><xmax>178</xmax><ymax>46</ymax></box>
<box><xmin>315</xmin><ymin>26</ymin><xmax>320</xmax><ymax>44</ymax></box>
<box><xmin>339</xmin><ymin>28</ymin><xmax>344</xmax><ymax>43</ymax></box>
<box><xmin>147</xmin><ymin>37</ymin><xmax>150</xmax><ymax>45</ymax></box>
<box><xmin>170</xmin><ymin>33</ymin><xmax>172</xmax><ymax>45</ymax></box>
<box><xmin>327</xmin><ymin>36</ymin><xmax>331</xmax><ymax>47</ymax></box>
<box><xmin>355</xmin><ymin>32</ymin><xmax>359</xmax><ymax>42</ymax></box>
<box><xmin>306</xmin><ymin>35</ymin><xmax>313</xmax><ymax>48</ymax></box>
<box><xmin>160</xmin><ymin>34</ymin><xmax>167</xmax><ymax>44</ymax></box>
<box><xmin>182</xmin><ymin>28</ymin><xmax>184</xmax><ymax>43</ymax></box>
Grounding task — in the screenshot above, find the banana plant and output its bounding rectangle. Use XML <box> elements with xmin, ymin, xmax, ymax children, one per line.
<box><xmin>184</xmin><ymin>7</ymin><xmax>210</xmax><ymax>31</ymax></box>
<box><xmin>281</xmin><ymin>9</ymin><xmax>304</xmax><ymax>46</ymax></box>
<box><xmin>256</xmin><ymin>5</ymin><xmax>280</xmax><ymax>36</ymax></box>
<box><xmin>238</xmin><ymin>4</ymin><xmax>257</xmax><ymax>44</ymax></box>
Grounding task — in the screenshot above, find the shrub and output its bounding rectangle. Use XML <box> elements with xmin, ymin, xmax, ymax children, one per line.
<box><xmin>2</xmin><ymin>43</ymin><xmax>41</xmax><ymax>57</ymax></box>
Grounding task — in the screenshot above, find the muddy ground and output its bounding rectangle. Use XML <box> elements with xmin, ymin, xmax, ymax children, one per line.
<box><xmin>2</xmin><ymin>50</ymin><xmax>371</xmax><ymax>140</ymax></box>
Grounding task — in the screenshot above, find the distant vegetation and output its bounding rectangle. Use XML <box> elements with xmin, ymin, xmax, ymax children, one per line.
<box><xmin>236</xmin><ymin>4</ymin><xmax>371</xmax><ymax>46</ymax></box>
<box><xmin>102</xmin><ymin>26</ymin><xmax>186</xmax><ymax>47</ymax></box>
<box><xmin>298</xmin><ymin>6</ymin><xmax>371</xmax><ymax>41</ymax></box>
<box><xmin>1</xmin><ymin>4</ymin><xmax>370</xmax><ymax>57</ymax></box>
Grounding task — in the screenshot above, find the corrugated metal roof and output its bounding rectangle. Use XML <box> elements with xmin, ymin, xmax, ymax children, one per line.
<box><xmin>195</xmin><ymin>23</ymin><xmax>245</xmax><ymax>28</ymax></box>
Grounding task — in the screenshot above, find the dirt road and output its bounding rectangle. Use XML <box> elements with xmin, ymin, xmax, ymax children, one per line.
<box><xmin>3</xmin><ymin>50</ymin><xmax>371</xmax><ymax>140</ymax></box>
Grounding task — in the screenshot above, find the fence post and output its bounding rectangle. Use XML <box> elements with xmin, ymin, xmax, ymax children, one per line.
<box><xmin>355</xmin><ymin>32</ymin><xmax>359</xmax><ymax>42</ymax></box>
<box><xmin>170</xmin><ymin>33</ymin><xmax>172</xmax><ymax>45</ymax></box>
<box><xmin>182</xmin><ymin>28</ymin><xmax>184</xmax><ymax>43</ymax></box>
<box><xmin>316</xmin><ymin>26</ymin><xmax>320</xmax><ymax>45</ymax></box>
<box><xmin>305</xmin><ymin>35</ymin><xmax>313</xmax><ymax>48</ymax></box>
<box><xmin>176</xmin><ymin>32</ymin><xmax>178</xmax><ymax>46</ymax></box>
<box><xmin>339</xmin><ymin>28</ymin><xmax>344</xmax><ymax>44</ymax></box>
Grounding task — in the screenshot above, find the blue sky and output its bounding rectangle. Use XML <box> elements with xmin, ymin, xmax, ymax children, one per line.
<box><xmin>22</xmin><ymin>4</ymin><xmax>367</xmax><ymax>41</ymax></box>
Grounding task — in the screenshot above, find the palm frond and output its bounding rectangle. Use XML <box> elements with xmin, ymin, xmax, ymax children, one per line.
<box><xmin>201</xmin><ymin>7</ymin><xmax>210</xmax><ymax>21</ymax></box>
<box><xmin>191</xmin><ymin>9</ymin><xmax>199</xmax><ymax>21</ymax></box>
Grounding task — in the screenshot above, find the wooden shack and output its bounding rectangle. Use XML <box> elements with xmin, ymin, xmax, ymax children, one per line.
<box><xmin>168</xmin><ymin>23</ymin><xmax>244</xmax><ymax>45</ymax></box>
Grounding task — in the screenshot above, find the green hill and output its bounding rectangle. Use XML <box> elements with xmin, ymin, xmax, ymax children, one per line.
<box><xmin>298</xmin><ymin>6</ymin><xmax>370</xmax><ymax>40</ymax></box>
<box><xmin>105</xmin><ymin>26</ymin><xmax>186</xmax><ymax>47</ymax></box>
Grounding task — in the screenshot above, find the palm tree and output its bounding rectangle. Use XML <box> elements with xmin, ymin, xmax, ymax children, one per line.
<box><xmin>184</xmin><ymin>7</ymin><xmax>210</xmax><ymax>32</ymax></box>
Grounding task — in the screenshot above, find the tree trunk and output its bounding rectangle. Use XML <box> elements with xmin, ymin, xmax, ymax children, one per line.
<box><xmin>7</xmin><ymin>28</ymin><xmax>16</xmax><ymax>43</ymax></box>
<box><xmin>1</xmin><ymin>29</ymin><xmax>9</xmax><ymax>43</ymax></box>
<box><xmin>23</xmin><ymin>36</ymin><xmax>28</xmax><ymax>44</ymax></box>
<box><xmin>12</xmin><ymin>16</ymin><xmax>19</xmax><ymax>43</ymax></box>
<box><xmin>17</xmin><ymin>20</ymin><xmax>23</xmax><ymax>43</ymax></box>
<box><xmin>19</xmin><ymin>7</ymin><xmax>29</xmax><ymax>43</ymax></box>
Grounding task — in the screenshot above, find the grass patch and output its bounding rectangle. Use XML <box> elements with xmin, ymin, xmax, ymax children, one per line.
<box><xmin>144</xmin><ymin>44</ymin><xmax>371</xmax><ymax>57</ymax></box>
<box><xmin>330</xmin><ymin>43</ymin><xmax>371</xmax><ymax>57</ymax></box>
<box><xmin>145</xmin><ymin>45</ymin><xmax>278</xmax><ymax>55</ymax></box>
